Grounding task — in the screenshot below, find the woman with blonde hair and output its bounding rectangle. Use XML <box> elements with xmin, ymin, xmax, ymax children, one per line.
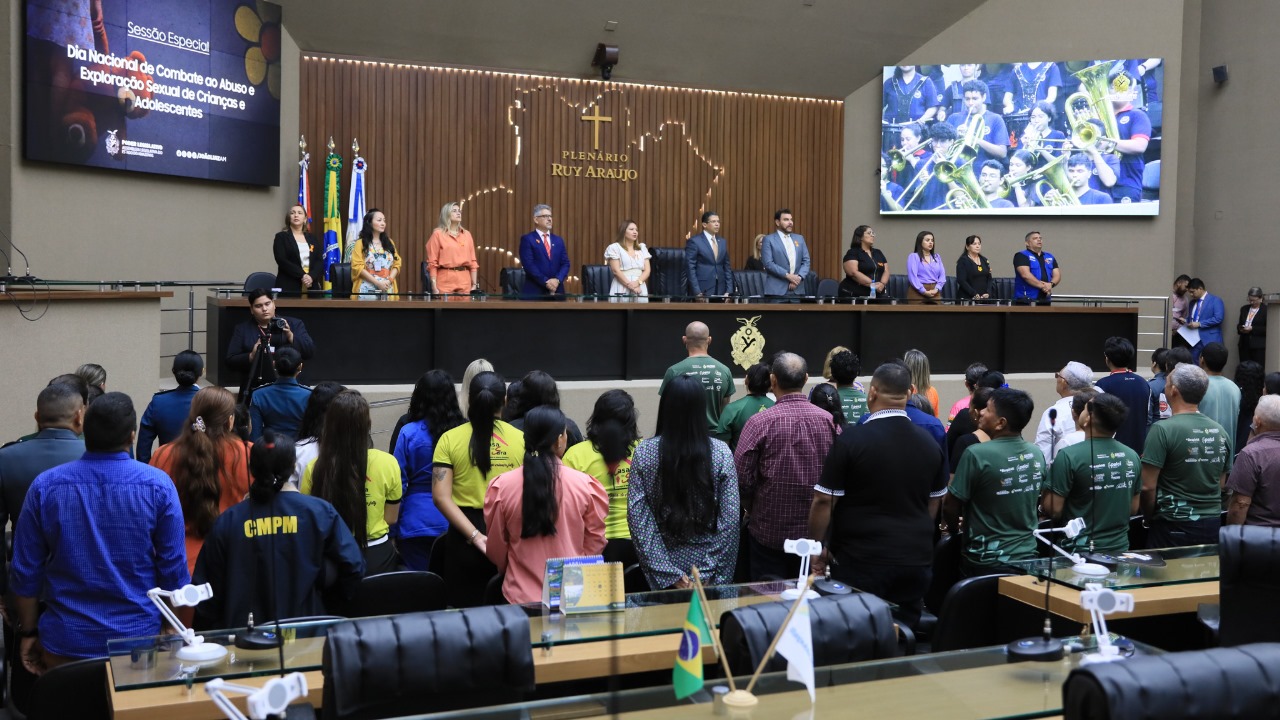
<box><xmin>151</xmin><ymin>386</ymin><xmax>252</xmax><ymax>574</ymax></box>
<box><xmin>744</xmin><ymin>234</ymin><xmax>766</xmax><ymax>271</ymax></box>
<box><xmin>904</xmin><ymin>349</ymin><xmax>942</xmax><ymax>420</ymax></box>
<box><xmin>426</xmin><ymin>201</ymin><xmax>480</xmax><ymax>296</ymax></box>
<box><xmin>604</xmin><ymin>219</ymin><xmax>651</xmax><ymax>302</ymax></box>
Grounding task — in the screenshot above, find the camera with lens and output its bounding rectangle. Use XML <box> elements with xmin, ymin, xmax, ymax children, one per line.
<box><xmin>269</xmin><ymin>317</ymin><xmax>287</xmax><ymax>331</ymax></box>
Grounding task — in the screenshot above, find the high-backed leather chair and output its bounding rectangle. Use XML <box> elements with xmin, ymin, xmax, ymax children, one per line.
<box><xmin>801</xmin><ymin>272</ymin><xmax>819</xmax><ymax>297</ymax></box>
<box><xmin>886</xmin><ymin>273</ymin><xmax>908</xmax><ymax>299</ymax></box>
<box><xmin>929</xmin><ymin>573</ymin><xmax>1013</xmax><ymax>652</ymax></box>
<box><xmin>941</xmin><ymin>276</ymin><xmax>958</xmax><ymax>301</ymax></box>
<box><xmin>346</xmin><ymin>571</ymin><xmax>448</xmax><ymax>618</ymax></box>
<box><xmin>499</xmin><ymin>267</ymin><xmax>527</xmax><ymax>296</ymax></box>
<box><xmin>322</xmin><ymin>606</ymin><xmax>534</xmax><ymax>719</ymax></box>
<box><xmin>580</xmin><ymin>264</ymin><xmax>613</xmax><ymax>297</ymax></box>
<box><xmin>330</xmin><ymin>263</ymin><xmax>353</xmax><ymax>298</ymax></box>
<box><xmin>733</xmin><ymin>270</ymin><xmax>767</xmax><ymax>300</ymax></box>
<box><xmin>991</xmin><ymin>277</ymin><xmax>1016</xmax><ymax>302</ymax></box>
<box><xmin>718</xmin><ymin>593</ymin><xmax>898</xmax><ymax>676</ymax></box>
<box><xmin>816</xmin><ymin>278</ymin><xmax>840</xmax><ymax>298</ymax></box>
<box><xmin>1063</xmin><ymin>643</ymin><xmax>1280</xmax><ymax>719</ymax></box>
<box><xmin>26</xmin><ymin>657</ymin><xmax>109</xmax><ymax>720</ymax></box>
<box><xmin>1218</xmin><ymin>524</ymin><xmax>1280</xmax><ymax>646</ymax></box>
<box><xmin>244</xmin><ymin>272</ymin><xmax>277</xmax><ymax>296</ymax></box>
<box><xmin>648</xmin><ymin>247</ymin><xmax>686</xmax><ymax>298</ymax></box>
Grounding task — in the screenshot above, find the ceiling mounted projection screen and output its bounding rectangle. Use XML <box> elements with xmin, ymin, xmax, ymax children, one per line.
<box><xmin>24</xmin><ymin>0</ymin><xmax>283</xmax><ymax>186</ymax></box>
<box><xmin>880</xmin><ymin>60</ymin><xmax>1163</xmax><ymax>216</ymax></box>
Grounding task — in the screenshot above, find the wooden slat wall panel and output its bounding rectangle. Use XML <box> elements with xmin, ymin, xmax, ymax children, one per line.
<box><xmin>299</xmin><ymin>57</ymin><xmax>843</xmax><ymax>295</ymax></box>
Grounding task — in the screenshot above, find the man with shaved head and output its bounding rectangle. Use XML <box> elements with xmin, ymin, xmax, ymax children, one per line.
<box><xmin>659</xmin><ymin>321</ymin><xmax>735</xmax><ymax>433</ymax></box>
<box><xmin>734</xmin><ymin>352</ymin><xmax>835</xmax><ymax>580</ymax></box>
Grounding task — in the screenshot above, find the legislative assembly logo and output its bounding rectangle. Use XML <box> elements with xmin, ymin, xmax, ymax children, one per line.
<box><xmin>730</xmin><ymin>316</ymin><xmax>765</xmax><ymax>370</ymax></box>
<box><xmin>104</xmin><ymin>129</ymin><xmax>121</xmax><ymax>157</ymax></box>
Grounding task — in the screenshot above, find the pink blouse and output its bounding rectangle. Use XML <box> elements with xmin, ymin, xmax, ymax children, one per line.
<box><xmin>483</xmin><ymin>463</ymin><xmax>608</xmax><ymax>604</ymax></box>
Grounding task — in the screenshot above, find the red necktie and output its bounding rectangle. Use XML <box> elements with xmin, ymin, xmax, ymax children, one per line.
<box><xmin>543</xmin><ymin>233</ymin><xmax>552</xmax><ymax>258</ymax></box>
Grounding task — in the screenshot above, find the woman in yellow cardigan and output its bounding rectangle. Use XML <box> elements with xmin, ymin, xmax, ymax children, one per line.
<box><xmin>349</xmin><ymin>208</ymin><xmax>402</xmax><ymax>300</ymax></box>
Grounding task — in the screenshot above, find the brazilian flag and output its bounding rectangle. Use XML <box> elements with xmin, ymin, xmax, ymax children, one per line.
<box><xmin>673</xmin><ymin>595</ymin><xmax>712</xmax><ymax>699</ymax></box>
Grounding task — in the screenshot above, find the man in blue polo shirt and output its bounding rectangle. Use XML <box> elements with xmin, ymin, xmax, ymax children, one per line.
<box><xmin>1012</xmin><ymin>231</ymin><xmax>1061</xmax><ymax>305</ymax></box>
<box><xmin>946</xmin><ymin>79</ymin><xmax>1009</xmax><ymax>170</ymax></box>
<box><xmin>1067</xmin><ymin>153</ymin><xmax>1115</xmax><ymax>205</ymax></box>
<box><xmin>1107</xmin><ymin>68</ymin><xmax>1153</xmax><ymax>203</ymax></box>
<box><xmin>11</xmin><ymin>392</ymin><xmax>188</xmax><ymax>672</ymax></box>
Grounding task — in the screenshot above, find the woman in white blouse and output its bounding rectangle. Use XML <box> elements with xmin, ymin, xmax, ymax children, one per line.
<box><xmin>604</xmin><ymin>219</ymin><xmax>651</xmax><ymax>302</ymax></box>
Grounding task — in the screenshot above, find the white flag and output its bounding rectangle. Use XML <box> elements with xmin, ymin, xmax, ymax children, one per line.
<box><xmin>343</xmin><ymin>153</ymin><xmax>367</xmax><ymax>262</ymax></box>
<box><xmin>776</xmin><ymin>595</ymin><xmax>815</xmax><ymax>703</ymax></box>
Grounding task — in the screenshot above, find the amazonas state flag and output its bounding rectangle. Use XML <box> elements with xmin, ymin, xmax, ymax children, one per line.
<box><xmin>673</xmin><ymin>594</ymin><xmax>712</xmax><ymax>699</ymax></box>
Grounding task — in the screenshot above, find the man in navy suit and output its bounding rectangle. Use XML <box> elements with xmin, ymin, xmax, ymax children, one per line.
<box><xmin>1186</xmin><ymin>277</ymin><xmax>1225</xmax><ymax>364</ymax></box>
<box><xmin>760</xmin><ymin>209</ymin><xmax>811</xmax><ymax>298</ymax></box>
<box><xmin>685</xmin><ymin>211</ymin><xmax>734</xmax><ymax>299</ymax></box>
<box><xmin>518</xmin><ymin>204</ymin><xmax>570</xmax><ymax>299</ymax></box>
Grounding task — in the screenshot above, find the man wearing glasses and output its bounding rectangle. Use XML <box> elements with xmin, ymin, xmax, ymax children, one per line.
<box><xmin>518</xmin><ymin>204</ymin><xmax>570</xmax><ymax>299</ymax></box>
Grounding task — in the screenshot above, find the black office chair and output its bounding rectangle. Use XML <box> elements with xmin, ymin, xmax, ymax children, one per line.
<box><xmin>732</xmin><ymin>270</ymin><xmax>767</xmax><ymax>300</ymax></box>
<box><xmin>420</xmin><ymin>261</ymin><xmax>431</xmax><ymax>296</ymax></box>
<box><xmin>1215</xmin><ymin>525</ymin><xmax>1280</xmax><ymax>646</ymax></box>
<box><xmin>929</xmin><ymin>573</ymin><xmax>1014</xmax><ymax>652</ymax></box>
<box><xmin>924</xmin><ymin>532</ymin><xmax>963</xmax><ymax>615</ymax></box>
<box><xmin>244</xmin><ymin>271</ymin><xmax>277</xmax><ymax>296</ymax></box>
<box><xmin>346</xmin><ymin>571</ymin><xmax>448</xmax><ymax>618</ymax></box>
<box><xmin>26</xmin><ymin>656</ymin><xmax>110</xmax><ymax>720</ymax></box>
<box><xmin>816</xmin><ymin>277</ymin><xmax>840</xmax><ymax>298</ymax></box>
<box><xmin>1127</xmin><ymin>515</ymin><xmax>1148</xmax><ymax>552</ymax></box>
<box><xmin>941</xmin><ymin>276</ymin><xmax>958</xmax><ymax>301</ymax></box>
<box><xmin>498</xmin><ymin>267</ymin><xmax>526</xmax><ymax>296</ymax></box>
<box><xmin>483</xmin><ymin>573</ymin><xmax>507</xmax><ymax>605</ymax></box>
<box><xmin>801</xmin><ymin>272</ymin><xmax>819</xmax><ymax>297</ymax></box>
<box><xmin>322</xmin><ymin>606</ymin><xmax>534</xmax><ymax>720</ymax></box>
<box><xmin>580</xmin><ymin>264</ymin><xmax>612</xmax><ymax>297</ymax></box>
<box><xmin>648</xmin><ymin>247</ymin><xmax>687</xmax><ymax>298</ymax></box>
<box><xmin>1062</xmin><ymin>643</ymin><xmax>1280</xmax><ymax>719</ymax></box>
<box><xmin>719</xmin><ymin>593</ymin><xmax>899</xmax><ymax>676</ymax></box>
<box><xmin>991</xmin><ymin>277</ymin><xmax>1016</xmax><ymax>302</ymax></box>
<box><xmin>623</xmin><ymin>563</ymin><xmax>650</xmax><ymax>594</ymax></box>
<box><xmin>331</xmin><ymin>263</ymin><xmax>353</xmax><ymax>298</ymax></box>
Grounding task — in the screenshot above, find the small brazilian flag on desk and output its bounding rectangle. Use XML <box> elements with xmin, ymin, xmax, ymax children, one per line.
<box><xmin>673</xmin><ymin>595</ymin><xmax>712</xmax><ymax>699</ymax></box>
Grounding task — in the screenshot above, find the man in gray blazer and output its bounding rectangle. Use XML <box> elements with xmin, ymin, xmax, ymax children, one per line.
<box><xmin>761</xmin><ymin>209</ymin><xmax>811</xmax><ymax>297</ymax></box>
<box><xmin>685</xmin><ymin>211</ymin><xmax>734</xmax><ymax>299</ymax></box>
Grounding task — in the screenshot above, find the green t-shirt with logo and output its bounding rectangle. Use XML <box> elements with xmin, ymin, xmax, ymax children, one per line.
<box><xmin>1046</xmin><ymin>438</ymin><xmax>1141</xmax><ymax>554</ymax></box>
<box><xmin>432</xmin><ymin>420</ymin><xmax>525</xmax><ymax>509</ymax></box>
<box><xmin>1141</xmin><ymin>412</ymin><xmax>1233</xmax><ymax>523</ymax></box>
<box><xmin>837</xmin><ymin>386</ymin><xmax>868</xmax><ymax>423</ymax></box>
<box><xmin>563</xmin><ymin>439</ymin><xmax>636</xmax><ymax>540</ymax></box>
<box><xmin>716</xmin><ymin>394</ymin><xmax>774</xmax><ymax>449</ymax></box>
<box><xmin>660</xmin><ymin>355</ymin><xmax>736</xmax><ymax>430</ymax></box>
<box><xmin>950</xmin><ymin>436</ymin><xmax>1045</xmax><ymax>570</ymax></box>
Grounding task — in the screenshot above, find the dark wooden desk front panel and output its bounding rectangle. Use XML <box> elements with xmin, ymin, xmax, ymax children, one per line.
<box><xmin>207</xmin><ymin>298</ymin><xmax>1138</xmax><ymax>385</ymax></box>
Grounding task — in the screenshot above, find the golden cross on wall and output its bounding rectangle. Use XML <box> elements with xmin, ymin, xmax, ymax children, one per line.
<box><xmin>581</xmin><ymin>108</ymin><xmax>613</xmax><ymax>150</ymax></box>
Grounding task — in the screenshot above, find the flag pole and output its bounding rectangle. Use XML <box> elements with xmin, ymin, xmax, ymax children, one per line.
<box><xmin>743</xmin><ymin>574</ymin><xmax>814</xmax><ymax>695</ymax></box>
<box><xmin>690</xmin><ymin>566</ymin><xmax>737</xmax><ymax>692</ymax></box>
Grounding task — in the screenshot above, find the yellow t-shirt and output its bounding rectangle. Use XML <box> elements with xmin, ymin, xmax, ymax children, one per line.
<box><xmin>562</xmin><ymin>440</ymin><xmax>634</xmax><ymax>540</ymax></box>
<box><xmin>432</xmin><ymin>420</ymin><xmax>525</xmax><ymax>508</ymax></box>
<box><xmin>301</xmin><ymin>448</ymin><xmax>403</xmax><ymax>542</ymax></box>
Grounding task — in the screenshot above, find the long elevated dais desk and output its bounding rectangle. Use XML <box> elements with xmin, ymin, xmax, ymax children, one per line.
<box><xmin>207</xmin><ymin>297</ymin><xmax>1138</xmax><ymax>385</ymax></box>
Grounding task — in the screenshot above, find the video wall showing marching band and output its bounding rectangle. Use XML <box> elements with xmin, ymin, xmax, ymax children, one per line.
<box><xmin>880</xmin><ymin>60</ymin><xmax>1163</xmax><ymax>216</ymax></box>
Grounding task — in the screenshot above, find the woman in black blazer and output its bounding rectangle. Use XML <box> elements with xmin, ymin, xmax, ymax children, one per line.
<box><xmin>273</xmin><ymin>205</ymin><xmax>325</xmax><ymax>296</ymax></box>
<box><xmin>1237</xmin><ymin>287</ymin><xmax>1267</xmax><ymax>365</ymax></box>
<box><xmin>955</xmin><ymin>234</ymin><xmax>992</xmax><ymax>302</ymax></box>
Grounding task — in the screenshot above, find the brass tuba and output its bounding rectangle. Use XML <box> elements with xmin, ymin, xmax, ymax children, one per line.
<box><xmin>936</xmin><ymin>158</ymin><xmax>991</xmax><ymax>209</ymax></box>
<box><xmin>1000</xmin><ymin>152</ymin><xmax>1079</xmax><ymax>206</ymax></box>
<box><xmin>1065</xmin><ymin>62</ymin><xmax>1121</xmax><ymax>151</ymax></box>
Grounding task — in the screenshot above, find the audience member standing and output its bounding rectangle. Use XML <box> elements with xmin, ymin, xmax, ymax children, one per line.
<box><xmin>948</xmin><ymin>362</ymin><xmax>988</xmax><ymax>424</ymax></box>
<box><xmin>518</xmin><ymin>204</ymin><xmax>570</xmax><ymax>299</ymax></box>
<box><xmin>1225</xmin><ymin>395</ymin><xmax>1280</xmax><ymax>527</ymax></box>
<box><xmin>290</xmin><ymin>382</ymin><xmax>345</xmax><ymax>486</ymax></box>
<box><xmin>734</xmin><ymin>353</ymin><xmax>836</xmax><ymax>580</ymax></box>
<box><xmin>904</xmin><ymin>349</ymin><xmax>942</xmax><ymax>419</ymax></box>
<box><xmin>945</xmin><ymin>388</ymin><xmax>1045</xmax><ymax>575</ymax></box>
<box><xmin>225</xmin><ymin>290</ymin><xmax>316</xmax><ymax>393</ymax></box>
<box><xmin>1035</xmin><ymin>361</ymin><xmax>1094</xmax><ymax>465</ymax></box>
<box><xmin>151</xmin><ymin>387</ymin><xmax>252</xmax><ymax>575</ymax></box>
<box><xmin>1140</xmin><ymin>364</ymin><xmax>1233</xmax><ymax>547</ymax></box>
<box><xmin>432</xmin><ymin>372</ymin><xmax>525</xmax><ymax>606</ymax></box>
<box><xmin>509</xmin><ymin>370</ymin><xmax>584</xmax><ymax>445</ymax></box>
<box><xmin>1234</xmin><ymin>361</ymin><xmax>1265</xmax><ymax>455</ymax></box>
<box><xmin>828</xmin><ymin>349</ymin><xmax>868</xmax><ymax>422</ymax></box>
<box><xmin>809</xmin><ymin>363</ymin><xmax>946</xmax><ymax>627</ymax></box>
<box><xmin>248</xmin><ymin>348</ymin><xmax>312</xmax><ymax>442</ymax></box>
<box><xmin>1237</xmin><ymin>287</ymin><xmax>1267</xmax><ymax>366</ymax></box>
<box><xmin>11</xmin><ymin>393</ymin><xmax>188</xmax><ymax>672</ymax></box>
<box><xmin>391</xmin><ymin>370</ymin><xmax>465</xmax><ymax>571</ymax></box>
<box><xmin>1198</xmin><ymin>342</ymin><xmax>1242</xmax><ymax>452</ymax></box>
<box><xmin>629</xmin><ymin>375</ymin><xmax>740</xmax><ymax>589</ymax></box>
<box><xmin>659</xmin><ymin>322</ymin><xmax>735</xmax><ymax>433</ymax></box>
<box><xmin>1042</xmin><ymin>394</ymin><xmax>1142</xmax><ymax>554</ymax></box>
<box><xmin>1168</xmin><ymin>275</ymin><xmax>1192</xmax><ymax>349</ymax></box>
<box><xmin>484</xmin><ymin>407</ymin><xmax>608</xmax><ymax>604</ymax></box>
<box><xmin>716</xmin><ymin>363</ymin><xmax>774</xmax><ymax>450</ymax></box>
<box><xmin>137</xmin><ymin>350</ymin><xmax>203</xmax><ymax>463</ymax></box>
<box><xmin>1185</xmin><ymin>278</ymin><xmax>1224</xmax><ymax>364</ymax></box>
<box><xmin>1096</xmin><ymin>337</ymin><xmax>1152</xmax><ymax>455</ymax></box>
<box><xmin>564</xmin><ymin>390</ymin><xmax>643</xmax><ymax>568</ymax></box>
<box><xmin>193</xmin><ymin>433</ymin><xmax>364</xmax><ymax>630</ymax></box>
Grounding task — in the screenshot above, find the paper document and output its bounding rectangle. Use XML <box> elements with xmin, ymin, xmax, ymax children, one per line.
<box><xmin>1177</xmin><ymin>325</ymin><xmax>1200</xmax><ymax>346</ymax></box>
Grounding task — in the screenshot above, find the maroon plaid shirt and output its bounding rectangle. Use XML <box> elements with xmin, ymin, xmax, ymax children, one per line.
<box><xmin>734</xmin><ymin>393</ymin><xmax>836</xmax><ymax>549</ymax></box>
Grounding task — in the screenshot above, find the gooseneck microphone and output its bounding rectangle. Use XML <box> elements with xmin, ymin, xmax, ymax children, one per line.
<box><xmin>1047</xmin><ymin>408</ymin><xmax>1059</xmax><ymax>463</ymax></box>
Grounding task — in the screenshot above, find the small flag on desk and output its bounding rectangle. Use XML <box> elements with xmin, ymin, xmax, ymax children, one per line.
<box><xmin>672</xmin><ymin>594</ymin><xmax>711</xmax><ymax>699</ymax></box>
<box><xmin>776</xmin><ymin>594</ymin><xmax>815</xmax><ymax>703</ymax></box>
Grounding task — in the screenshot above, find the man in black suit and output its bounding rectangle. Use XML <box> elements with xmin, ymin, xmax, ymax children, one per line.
<box><xmin>1238</xmin><ymin>286</ymin><xmax>1267</xmax><ymax>366</ymax></box>
<box><xmin>684</xmin><ymin>211</ymin><xmax>734</xmax><ymax>300</ymax></box>
<box><xmin>226</xmin><ymin>289</ymin><xmax>316</xmax><ymax>395</ymax></box>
